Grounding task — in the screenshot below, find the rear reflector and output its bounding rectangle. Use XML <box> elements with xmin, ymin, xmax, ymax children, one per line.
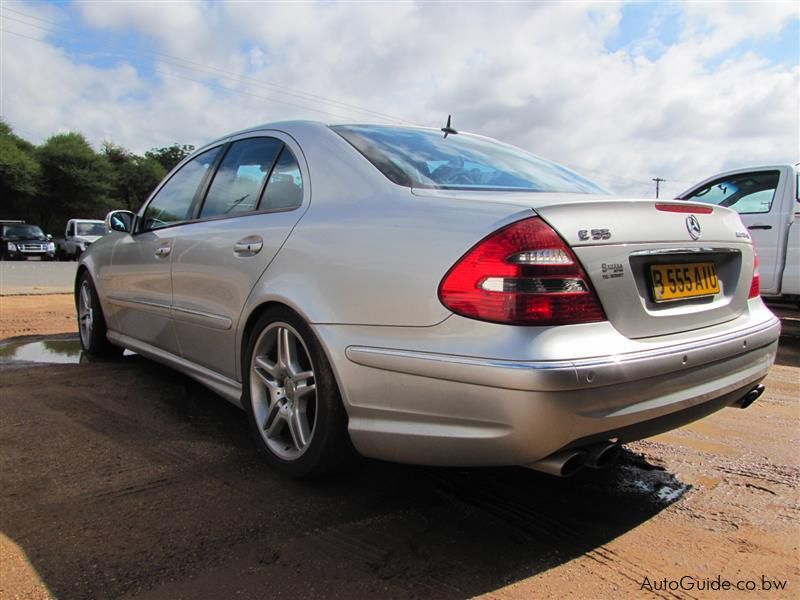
<box><xmin>439</xmin><ymin>217</ymin><xmax>606</xmax><ymax>325</ymax></box>
<box><xmin>749</xmin><ymin>252</ymin><xmax>760</xmax><ymax>298</ymax></box>
<box><xmin>656</xmin><ymin>203</ymin><xmax>714</xmax><ymax>214</ymax></box>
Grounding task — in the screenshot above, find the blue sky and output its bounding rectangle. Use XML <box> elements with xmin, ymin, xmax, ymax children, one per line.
<box><xmin>19</xmin><ymin>1</ymin><xmax>796</xmax><ymax>81</ymax></box>
<box><xmin>1</xmin><ymin>0</ymin><xmax>798</xmax><ymax>198</ymax></box>
<box><xmin>605</xmin><ymin>0</ymin><xmax>799</xmax><ymax>66</ymax></box>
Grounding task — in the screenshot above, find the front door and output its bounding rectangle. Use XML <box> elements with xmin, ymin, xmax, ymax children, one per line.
<box><xmin>170</xmin><ymin>134</ymin><xmax>308</xmax><ymax>379</ymax></box>
<box><xmin>682</xmin><ymin>169</ymin><xmax>786</xmax><ymax>294</ymax></box>
<box><xmin>105</xmin><ymin>146</ymin><xmax>223</xmax><ymax>354</ymax></box>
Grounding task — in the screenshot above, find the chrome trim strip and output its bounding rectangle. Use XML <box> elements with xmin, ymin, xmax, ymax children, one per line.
<box><xmin>106</xmin><ymin>296</ymin><xmax>232</xmax><ymax>330</ymax></box>
<box><xmin>345</xmin><ymin>317</ymin><xmax>780</xmax><ymax>392</ymax></box>
<box><xmin>170</xmin><ymin>305</ymin><xmax>233</xmax><ymax>331</ymax></box>
<box><xmin>107</xmin><ymin>330</ymin><xmax>243</xmax><ymax>408</ymax></box>
<box><xmin>106</xmin><ymin>294</ymin><xmax>171</xmax><ymax>316</ymax></box>
<box><xmin>629</xmin><ymin>247</ymin><xmax>740</xmax><ymax>256</ymax></box>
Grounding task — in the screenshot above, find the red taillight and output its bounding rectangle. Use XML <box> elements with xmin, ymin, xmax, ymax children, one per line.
<box><xmin>749</xmin><ymin>252</ymin><xmax>760</xmax><ymax>298</ymax></box>
<box><xmin>656</xmin><ymin>203</ymin><xmax>714</xmax><ymax>214</ymax></box>
<box><xmin>438</xmin><ymin>217</ymin><xmax>606</xmax><ymax>325</ymax></box>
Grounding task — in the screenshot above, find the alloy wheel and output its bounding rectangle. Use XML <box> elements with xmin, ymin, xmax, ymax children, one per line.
<box><xmin>249</xmin><ymin>322</ymin><xmax>318</xmax><ymax>460</ymax></box>
<box><xmin>78</xmin><ymin>281</ymin><xmax>93</xmax><ymax>347</ymax></box>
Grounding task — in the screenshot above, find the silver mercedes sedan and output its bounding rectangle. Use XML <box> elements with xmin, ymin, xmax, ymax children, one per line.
<box><xmin>76</xmin><ymin>121</ymin><xmax>780</xmax><ymax>477</ymax></box>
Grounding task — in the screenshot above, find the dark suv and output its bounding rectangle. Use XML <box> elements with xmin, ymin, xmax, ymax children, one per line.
<box><xmin>0</xmin><ymin>221</ymin><xmax>56</xmax><ymax>260</ymax></box>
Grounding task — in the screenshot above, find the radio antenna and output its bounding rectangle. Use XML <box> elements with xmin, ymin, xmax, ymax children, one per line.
<box><xmin>441</xmin><ymin>115</ymin><xmax>458</xmax><ymax>139</ymax></box>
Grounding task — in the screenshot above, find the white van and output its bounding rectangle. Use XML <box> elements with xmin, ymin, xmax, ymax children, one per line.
<box><xmin>680</xmin><ymin>164</ymin><xmax>799</xmax><ymax>305</ymax></box>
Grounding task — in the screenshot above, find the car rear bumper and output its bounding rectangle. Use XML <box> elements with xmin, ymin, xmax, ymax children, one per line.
<box><xmin>345</xmin><ymin>316</ymin><xmax>778</xmax><ymax>393</ymax></box>
<box><xmin>318</xmin><ymin>301</ymin><xmax>780</xmax><ymax>467</ymax></box>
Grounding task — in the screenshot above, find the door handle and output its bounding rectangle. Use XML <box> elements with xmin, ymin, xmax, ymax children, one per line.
<box><xmin>234</xmin><ymin>235</ymin><xmax>263</xmax><ymax>256</ymax></box>
<box><xmin>154</xmin><ymin>245</ymin><xmax>171</xmax><ymax>257</ymax></box>
<box><xmin>747</xmin><ymin>225</ymin><xmax>772</xmax><ymax>230</ymax></box>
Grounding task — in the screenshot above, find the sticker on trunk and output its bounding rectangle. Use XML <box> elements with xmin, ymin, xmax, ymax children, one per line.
<box><xmin>601</xmin><ymin>263</ymin><xmax>624</xmax><ymax>279</ymax></box>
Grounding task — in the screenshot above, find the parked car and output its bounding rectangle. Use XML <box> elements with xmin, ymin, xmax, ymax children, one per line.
<box><xmin>56</xmin><ymin>219</ymin><xmax>107</xmax><ymax>260</ymax></box>
<box><xmin>1</xmin><ymin>221</ymin><xmax>56</xmax><ymax>261</ymax></box>
<box><xmin>75</xmin><ymin>121</ymin><xmax>780</xmax><ymax>478</ymax></box>
<box><xmin>679</xmin><ymin>164</ymin><xmax>799</xmax><ymax>305</ymax></box>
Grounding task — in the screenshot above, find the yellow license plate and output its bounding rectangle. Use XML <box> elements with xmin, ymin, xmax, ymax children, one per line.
<box><xmin>650</xmin><ymin>262</ymin><xmax>720</xmax><ymax>302</ymax></box>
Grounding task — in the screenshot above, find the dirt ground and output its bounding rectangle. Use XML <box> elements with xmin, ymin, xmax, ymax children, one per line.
<box><xmin>0</xmin><ymin>294</ymin><xmax>76</xmax><ymax>339</ymax></box>
<box><xmin>0</xmin><ymin>296</ymin><xmax>798</xmax><ymax>599</ymax></box>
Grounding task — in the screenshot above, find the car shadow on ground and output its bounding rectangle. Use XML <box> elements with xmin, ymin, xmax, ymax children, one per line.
<box><xmin>1</xmin><ymin>355</ymin><xmax>689</xmax><ymax>599</ymax></box>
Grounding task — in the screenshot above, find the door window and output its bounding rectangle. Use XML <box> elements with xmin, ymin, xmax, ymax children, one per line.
<box><xmin>200</xmin><ymin>138</ymin><xmax>283</xmax><ymax>219</ymax></box>
<box><xmin>683</xmin><ymin>171</ymin><xmax>780</xmax><ymax>214</ymax></box>
<box><xmin>261</xmin><ymin>147</ymin><xmax>304</xmax><ymax>210</ymax></box>
<box><xmin>142</xmin><ymin>147</ymin><xmax>221</xmax><ymax>231</ymax></box>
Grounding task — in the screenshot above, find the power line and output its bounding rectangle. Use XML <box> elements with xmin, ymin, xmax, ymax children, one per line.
<box><xmin>0</xmin><ymin>7</ymin><xmax>416</xmax><ymax>125</ymax></box>
<box><xmin>0</xmin><ymin>27</ymin><xmax>384</xmax><ymax>123</ymax></box>
<box><xmin>0</xmin><ymin>7</ymin><xmax>408</xmax><ymax>123</ymax></box>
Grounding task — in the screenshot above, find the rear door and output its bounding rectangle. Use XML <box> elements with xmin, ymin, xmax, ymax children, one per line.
<box><xmin>681</xmin><ymin>169</ymin><xmax>788</xmax><ymax>295</ymax></box>
<box><xmin>170</xmin><ymin>132</ymin><xmax>309</xmax><ymax>380</ymax></box>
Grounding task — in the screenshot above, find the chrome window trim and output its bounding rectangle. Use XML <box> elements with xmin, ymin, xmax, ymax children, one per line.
<box><xmin>134</xmin><ymin>130</ymin><xmax>309</xmax><ymax>234</ymax></box>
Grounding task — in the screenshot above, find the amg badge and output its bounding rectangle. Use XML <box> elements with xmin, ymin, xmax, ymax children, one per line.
<box><xmin>578</xmin><ymin>228</ymin><xmax>611</xmax><ymax>241</ymax></box>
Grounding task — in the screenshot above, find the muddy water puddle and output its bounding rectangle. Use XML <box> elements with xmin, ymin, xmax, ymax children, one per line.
<box><xmin>0</xmin><ymin>336</ymin><xmax>132</xmax><ymax>364</ymax></box>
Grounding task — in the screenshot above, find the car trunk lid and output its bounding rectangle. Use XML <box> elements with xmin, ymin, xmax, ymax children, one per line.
<box><xmin>532</xmin><ymin>198</ymin><xmax>755</xmax><ymax>338</ymax></box>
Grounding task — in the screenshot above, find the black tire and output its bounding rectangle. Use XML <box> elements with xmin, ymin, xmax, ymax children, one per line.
<box><xmin>76</xmin><ymin>271</ymin><xmax>124</xmax><ymax>358</ymax></box>
<box><xmin>242</xmin><ymin>306</ymin><xmax>358</xmax><ymax>477</ymax></box>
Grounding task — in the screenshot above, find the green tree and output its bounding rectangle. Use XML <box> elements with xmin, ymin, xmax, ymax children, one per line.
<box><xmin>145</xmin><ymin>143</ymin><xmax>194</xmax><ymax>172</ymax></box>
<box><xmin>37</xmin><ymin>132</ymin><xmax>114</xmax><ymax>232</ymax></box>
<box><xmin>103</xmin><ymin>142</ymin><xmax>166</xmax><ymax>211</ymax></box>
<box><xmin>0</xmin><ymin>120</ymin><xmax>40</xmax><ymax>218</ymax></box>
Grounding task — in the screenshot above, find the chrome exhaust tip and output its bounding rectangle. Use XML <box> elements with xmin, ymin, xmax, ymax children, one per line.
<box><xmin>527</xmin><ymin>449</ymin><xmax>588</xmax><ymax>477</ymax></box>
<box><xmin>585</xmin><ymin>441</ymin><xmax>621</xmax><ymax>469</ymax></box>
<box><xmin>734</xmin><ymin>384</ymin><xmax>765</xmax><ymax>409</ymax></box>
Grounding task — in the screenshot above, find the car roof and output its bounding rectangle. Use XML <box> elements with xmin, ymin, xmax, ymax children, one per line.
<box><xmin>199</xmin><ymin>120</ymin><xmax>452</xmax><ymax>151</ymax></box>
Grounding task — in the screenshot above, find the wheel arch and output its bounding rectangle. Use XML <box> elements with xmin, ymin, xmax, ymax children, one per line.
<box><xmin>74</xmin><ymin>264</ymin><xmax>89</xmax><ymax>304</ymax></box>
<box><xmin>238</xmin><ymin>298</ymin><xmax>315</xmax><ymax>377</ymax></box>
<box><xmin>237</xmin><ymin>299</ymin><xmax>349</xmax><ymax>413</ymax></box>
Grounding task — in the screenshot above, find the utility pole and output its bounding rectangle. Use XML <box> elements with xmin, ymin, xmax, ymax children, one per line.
<box><xmin>652</xmin><ymin>177</ymin><xmax>666</xmax><ymax>199</ymax></box>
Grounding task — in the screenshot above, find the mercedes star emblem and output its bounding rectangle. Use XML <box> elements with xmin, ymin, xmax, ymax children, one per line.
<box><xmin>686</xmin><ymin>215</ymin><xmax>702</xmax><ymax>240</ymax></box>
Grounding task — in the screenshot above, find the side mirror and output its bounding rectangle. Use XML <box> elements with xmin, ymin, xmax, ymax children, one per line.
<box><xmin>46</xmin><ymin>234</ymin><xmax>53</xmax><ymax>241</ymax></box>
<box><xmin>105</xmin><ymin>210</ymin><xmax>135</xmax><ymax>233</ymax></box>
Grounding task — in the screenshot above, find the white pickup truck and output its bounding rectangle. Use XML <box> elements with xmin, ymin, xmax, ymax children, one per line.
<box><xmin>679</xmin><ymin>164</ymin><xmax>799</xmax><ymax>304</ymax></box>
<box><xmin>57</xmin><ymin>219</ymin><xmax>107</xmax><ymax>261</ymax></box>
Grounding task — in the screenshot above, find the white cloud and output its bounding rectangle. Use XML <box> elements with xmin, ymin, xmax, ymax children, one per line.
<box><xmin>1</xmin><ymin>0</ymin><xmax>797</xmax><ymax>199</ymax></box>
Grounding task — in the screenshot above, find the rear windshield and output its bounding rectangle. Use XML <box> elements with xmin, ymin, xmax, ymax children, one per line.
<box><xmin>2</xmin><ymin>224</ymin><xmax>45</xmax><ymax>239</ymax></box>
<box><xmin>332</xmin><ymin>125</ymin><xmax>606</xmax><ymax>194</ymax></box>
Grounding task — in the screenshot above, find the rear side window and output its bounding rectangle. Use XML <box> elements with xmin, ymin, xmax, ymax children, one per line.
<box><xmin>683</xmin><ymin>171</ymin><xmax>780</xmax><ymax>214</ymax></box>
<box><xmin>142</xmin><ymin>146</ymin><xmax>221</xmax><ymax>231</ymax></box>
<box><xmin>200</xmin><ymin>138</ymin><xmax>283</xmax><ymax>218</ymax></box>
<box><xmin>261</xmin><ymin>148</ymin><xmax>303</xmax><ymax>210</ymax></box>
<box><xmin>332</xmin><ymin>125</ymin><xmax>606</xmax><ymax>194</ymax></box>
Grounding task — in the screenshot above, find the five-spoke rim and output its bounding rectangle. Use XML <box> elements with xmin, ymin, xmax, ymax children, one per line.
<box><xmin>78</xmin><ymin>281</ymin><xmax>93</xmax><ymax>347</ymax></box>
<box><xmin>250</xmin><ymin>322</ymin><xmax>317</xmax><ymax>460</ymax></box>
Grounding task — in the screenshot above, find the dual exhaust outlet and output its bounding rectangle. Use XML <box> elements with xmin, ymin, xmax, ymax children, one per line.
<box><xmin>529</xmin><ymin>383</ymin><xmax>767</xmax><ymax>478</ymax></box>
<box><xmin>528</xmin><ymin>441</ymin><xmax>621</xmax><ymax>478</ymax></box>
